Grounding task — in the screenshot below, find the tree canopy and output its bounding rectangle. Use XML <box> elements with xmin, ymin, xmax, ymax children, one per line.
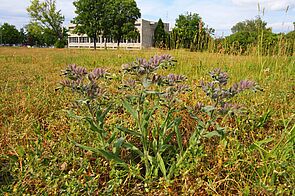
<box><xmin>231</xmin><ymin>16</ymin><xmax>270</xmax><ymax>33</ymax></box>
<box><xmin>171</xmin><ymin>12</ymin><xmax>214</xmax><ymax>50</ymax></box>
<box><xmin>0</xmin><ymin>23</ymin><xmax>21</xmax><ymax>45</ymax></box>
<box><xmin>108</xmin><ymin>0</ymin><xmax>141</xmax><ymax>47</ymax></box>
<box><xmin>154</xmin><ymin>19</ymin><xmax>167</xmax><ymax>48</ymax></box>
<box><xmin>72</xmin><ymin>0</ymin><xmax>107</xmax><ymax>49</ymax></box>
<box><xmin>27</xmin><ymin>0</ymin><xmax>67</xmax><ymax>47</ymax></box>
<box><xmin>72</xmin><ymin>0</ymin><xmax>140</xmax><ymax>49</ymax></box>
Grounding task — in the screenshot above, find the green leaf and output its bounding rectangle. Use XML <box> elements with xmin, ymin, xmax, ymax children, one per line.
<box><xmin>204</xmin><ymin>131</ymin><xmax>222</xmax><ymax>138</ymax></box>
<box><xmin>163</xmin><ymin>132</ymin><xmax>174</xmax><ymax>144</ymax></box>
<box><xmin>117</xmin><ymin>126</ymin><xmax>142</xmax><ymax>138</ymax></box>
<box><xmin>174</xmin><ymin>117</ymin><xmax>183</xmax><ymax>154</ymax></box>
<box><xmin>157</xmin><ymin>153</ymin><xmax>167</xmax><ymax>178</ymax></box>
<box><xmin>202</xmin><ymin>106</ymin><xmax>216</xmax><ymax>113</ymax></box>
<box><xmin>107</xmin><ymin>130</ymin><xmax>117</xmax><ymax>144</ymax></box>
<box><xmin>122</xmin><ymin>142</ymin><xmax>143</xmax><ymax>157</ymax></box>
<box><xmin>72</xmin><ymin>140</ymin><xmax>127</xmax><ymax>168</ymax></box>
<box><xmin>65</xmin><ymin>109</ymin><xmax>83</xmax><ymax>120</ymax></box>
<box><xmin>96</xmin><ymin>104</ymin><xmax>112</xmax><ymax>123</ymax></box>
<box><xmin>167</xmin><ymin>161</ymin><xmax>176</xmax><ymax>179</ymax></box>
<box><xmin>16</xmin><ymin>146</ymin><xmax>25</xmax><ymax>158</ymax></box>
<box><xmin>86</xmin><ymin>117</ymin><xmax>99</xmax><ymax>132</ymax></box>
<box><xmin>249</xmin><ymin>137</ymin><xmax>274</xmax><ymax>151</ymax></box>
<box><xmin>122</xmin><ymin>99</ymin><xmax>138</xmax><ymax>119</ymax></box>
<box><xmin>142</xmin><ymin>78</ymin><xmax>151</xmax><ymax>88</ymax></box>
<box><xmin>114</xmin><ymin>137</ymin><xmax>125</xmax><ymax>154</ymax></box>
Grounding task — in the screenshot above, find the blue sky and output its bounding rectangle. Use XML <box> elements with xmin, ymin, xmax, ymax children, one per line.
<box><xmin>0</xmin><ymin>0</ymin><xmax>294</xmax><ymax>37</ymax></box>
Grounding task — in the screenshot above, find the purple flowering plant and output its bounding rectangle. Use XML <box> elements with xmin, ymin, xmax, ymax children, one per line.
<box><xmin>189</xmin><ymin>68</ymin><xmax>262</xmax><ymax>140</ymax></box>
<box><xmin>199</xmin><ymin>68</ymin><xmax>261</xmax><ymax>115</ymax></box>
<box><xmin>58</xmin><ymin>57</ymin><xmax>261</xmax><ymax>184</ymax></box>
<box><xmin>121</xmin><ymin>54</ymin><xmax>189</xmax><ymax>103</ymax></box>
<box><xmin>60</xmin><ymin>64</ymin><xmax>109</xmax><ymax>99</ymax></box>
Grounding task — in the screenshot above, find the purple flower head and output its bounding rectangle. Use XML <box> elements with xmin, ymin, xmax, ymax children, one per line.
<box><xmin>152</xmin><ymin>74</ymin><xmax>164</xmax><ymax>84</ymax></box>
<box><xmin>149</xmin><ymin>55</ymin><xmax>161</xmax><ymax>67</ymax></box>
<box><xmin>158</xmin><ymin>54</ymin><xmax>173</xmax><ymax>62</ymax></box>
<box><xmin>62</xmin><ymin>64</ymin><xmax>88</xmax><ymax>81</ymax></box>
<box><xmin>121</xmin><ymin>64</ymin><xmax>130</xmax><ymax>70</ymax></box>
<box><xmin>88</xmin><ymin>68</ymin><xmax>107</xmax><ymax>81</ymax></box>
<box><xmin>122</xmin><ymin>55</ymin><xmax>176</xmax><ymax>76</ymax></box>
<box><xmin>194</xmin><ymin>102</ymin><xmax>204</xmax><ymax>111</ymax></box>
<box><xmin>123</xmin><ymin>79</ymin><xmax>136</xmax><ymax>88</ymax></box>
<box><xmin>209</xmin><ymin>68</ymin><xmax>228</xmax><ymax>86</ymax></box>
<box><xmin>219</xmin><ymin>103</ymin><xmax>240</xmax><ymax>114</ymax></box>
<box><xmin>174</xmin><ymin>84</ymin><xmax>190</xmax><ymax>93</ymax></box>
<box><xmin>239</xmin><ymin>80</ymin><xmax>256</xmax><ymax>91</ymax></box>
<box><xmin>86</xmin><ymin>83</ymin><xmax>104</xmax><ymax>98</ymax></box>
<box><xmin>166</xmin><ymin>74</ymin><xmax>187</xmax><ymax>85</ymax></box>
<box><xmin>60</xmin><ymin>80</ymin><xmax>72</xmax><ymax>88</ymax></box>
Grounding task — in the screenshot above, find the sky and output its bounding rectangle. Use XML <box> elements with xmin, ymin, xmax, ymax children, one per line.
<box><xmin>0</xmin><ymin>0</ymin><xmax>294</xmax><ymax>37</ymax></box>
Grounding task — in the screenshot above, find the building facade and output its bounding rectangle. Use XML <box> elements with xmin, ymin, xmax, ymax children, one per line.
<box><xmin>68</xmin><ymin>19</ymin><xmax>169</xmax><ymax>49</ymax></box>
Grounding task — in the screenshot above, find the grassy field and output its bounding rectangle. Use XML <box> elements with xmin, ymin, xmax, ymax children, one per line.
<box><xmin>0</xmin><ymin>47</ymin><xmax>294</xmax><ymax>195</ymax></box>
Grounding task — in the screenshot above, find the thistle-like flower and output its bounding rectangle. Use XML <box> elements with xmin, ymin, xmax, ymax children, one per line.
<box><xmin>62</xmin><ymin>64</ymin><xmax>88</xmax><ymax>81</ymax></box>
<box><xmin>122</xmin><ymin>54</ymin><xmax>176</xmax><ymax>76</ymax></box>
<box><xmin>209</xmin><ymin>68</ymin><xmax>228</xmax><ymax>86</ymax></box>
<box><xmin>88</xmin><ymin>68</ymin><xmax>107</xmax><ymax>81</ymax></box>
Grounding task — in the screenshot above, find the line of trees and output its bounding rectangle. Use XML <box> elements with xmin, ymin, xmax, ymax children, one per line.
<box><xmin>215</xmin><ymin>17</ymin><xmax>295</xmax><ymax>55</ymax></box>
<box><xmin>0</xmin><ymin>0</ymin><xmax>294</xmax><ymax>55</ymax></box>
<box><xmin>0</xmin><ymin>0</ymin><xmax>67</xmax><ymax>47</ymax></box>
<box><xmin>152</xmin><ymin>14</ymin><xmax>294</xmax><ymax>56</ymax></box>
<box><xmin>153</xmin><ymin>13</ymin><xmax>215</xmax><ymax>51</ymax></box>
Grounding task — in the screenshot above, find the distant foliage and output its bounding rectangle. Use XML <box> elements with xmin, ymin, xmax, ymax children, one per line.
<box><xmin>0</xmin><ymin>23</ymin><xmax>21</xmax><ymax>45</ymax></box>
<box><xmin>27</xmin><ymin>0</ymin><xmax>67</xmax><ymax>47</ymax></box>
<box><xmin>72</xmin><ymin>0</ymin><xmax>140</xmax><ymax>49</ymax></box>
<box><xmin>167</xmin><ymin>12</ymin><xmax>215</xmax><ymax>51</ymax></box>
<box><xmin>216</xmin><ymin>17</ymin><xmax>295</xmax><ymax>56</ymax></box>
<box><xmin>231</xmin><ymin>17</ymin><xmax>270</xmax><ymax>33</ymax></box>
<box><xmin>153</xmin><ymin>19</ymin><xmax>167</xmax><ymax>48</ymax></box>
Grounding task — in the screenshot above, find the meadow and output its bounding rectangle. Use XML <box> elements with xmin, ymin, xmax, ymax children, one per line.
<box><xmin>0</xmin><ymin>47</ymin><xmax>294</xmax><ymax>195</ymax></box>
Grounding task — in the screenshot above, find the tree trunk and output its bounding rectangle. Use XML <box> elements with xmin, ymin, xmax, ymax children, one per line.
<box><xmin>93</xmin><ymin>34</ymin><xmax>97</xmax><ymax>50</ymax></box>
<box><xmin>104</xmin><ymin>37</ymin><xmax>107</xmax><ymax>50</ymax></box>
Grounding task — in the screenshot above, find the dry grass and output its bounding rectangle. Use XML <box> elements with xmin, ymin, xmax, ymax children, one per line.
<box><xmin>0</xmin><ymin>47</ymin><xmax>294</xmax><ymax>194</ymax></box>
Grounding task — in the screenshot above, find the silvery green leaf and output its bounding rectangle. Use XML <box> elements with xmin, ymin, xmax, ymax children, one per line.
<box><xmin>202</xmin><ymin>106</ymin><xmax>216</xmax><ymax>113</ymax></box>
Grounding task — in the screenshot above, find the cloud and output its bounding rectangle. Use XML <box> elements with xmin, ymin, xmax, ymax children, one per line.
<box><xmin>0</xmin><ymin>0</ymin><xmax>294</xmax><ymax>37</ymax></box>
<box><xmin>268</xmin><ymin>22</ymin><xmax>295</xmax><ymax>32</ymax></box>
<box><xmin>232</xmin><ymin>0</ymin><xmax>295</xmax><ymax>11</ymax></box>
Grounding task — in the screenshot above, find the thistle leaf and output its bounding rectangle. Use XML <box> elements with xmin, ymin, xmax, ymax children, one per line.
<box><xmin>122</xmin><ymin>100</ymin><xmax>138</xmax><ymax>119</ymax></box>
<box><xmin>157</xmin><ymin>153</ymin><xmax>167</xmax><ymax>178</ymax></box>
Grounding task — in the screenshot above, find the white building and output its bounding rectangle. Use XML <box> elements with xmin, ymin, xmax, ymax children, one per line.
<box><xmin>68</xmin><ymin>19</ymin><xmax>169</xmax><ymax>49</ymax></box>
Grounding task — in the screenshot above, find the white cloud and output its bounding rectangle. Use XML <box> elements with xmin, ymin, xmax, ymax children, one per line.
<box><xmin>232</xmin><ymin>0</ymin><xmax>295</xmax><ymax>11</ymax></box>
<box><xmin>268</xmin><ymin>22</ymin><xmax>295</xmax><ymax>32</ymax></box>
<box><xmin>0</xmin><ymin>0</ymin><xmax>294</xmax><ymax>36</ymax></box>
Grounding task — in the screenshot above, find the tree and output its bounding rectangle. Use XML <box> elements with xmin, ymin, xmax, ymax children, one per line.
<box><xmin>231</xmin><ymin>16</ymin><xmax>270</xmax><ymax>33</ymax></box>
<box><xmin>172</xmin><ymin>12</ymin><xmax>213</xmax><ymax>50</ymax></box>
<box><xmin>26</xmin><ymin>22</ymin><xmax>46</xmax><ymax>46</ymax></box>
<box><xmin>73</xmin><ymin>0</ymin><xmax>140</xmax><ymax>49</ymax></box>
<box><xmin>108</xmin><ymin>0</ymin><xmax>141</xmax><ymax>48</ymax></box>
<box><xmin>0</xmin><ymin>23</ymin><xmax>20</xmax><ymax>45</ymax></box>
<box><xmin>154</xmin><ymin>18</ymin><xmax>167</xmax><ymax>48</ymax></box>
<box><xmin>224</xmin><ymin>17</ymin><xmax>280</xmax><ymax>55</ymax></box>
<box><xmin>27</xmin><ymin>0</ymin><xmax>66</xmax><ymax>47</ymax></box>
<box><xmin>72</xmin><ymin>0</ymin><xmax>108</xmax><ymax>50</ymax></box>
<box><xmin>19</xmin><ymin>28</ymin><xmax>26</xmax><ymax>45</ymax></box>
<box><xmin>174</xmin><ymin>13</ymin><xmax>202</xmax><ymax>48</ymax></box>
